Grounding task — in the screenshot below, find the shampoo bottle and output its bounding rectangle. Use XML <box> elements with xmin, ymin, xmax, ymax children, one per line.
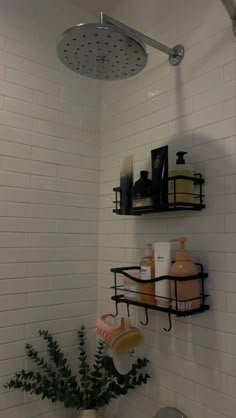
<box><xmin>139</xmin><ymin>244</ymin><xmax>155</xmax><ymax>305</ymax></box>
<box><xmin>154</xmin><ymin>242</ymin><xmax>171</xmax><ymax>308</ymax></box>
<box><xmin>170</xmin><ymin>237</ymin><xmax>201</xmax><ymax>311</ymax></box>
<box><xmin>169</xmin><ymin>151</ymin><xmax>193</xmax><ymax>206</ymax></box>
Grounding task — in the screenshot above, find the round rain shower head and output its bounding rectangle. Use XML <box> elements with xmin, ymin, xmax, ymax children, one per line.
<box><xmin>57</xmin><ymin>23</ymin><xmax>148</xmax><ymax>80</ymax></box>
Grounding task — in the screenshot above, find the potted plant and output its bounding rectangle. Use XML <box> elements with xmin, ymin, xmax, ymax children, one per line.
<box><xmin>4</xmin><ymin>326</ymin><xmax>150</xmax><ymax>417</ymax></box>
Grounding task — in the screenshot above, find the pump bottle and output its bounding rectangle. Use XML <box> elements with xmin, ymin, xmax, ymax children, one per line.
<box><xmin>169</xmin><ymin>151</ymin><xmax>194</xmax><ymax>206</ymax></box>
<box><xmin>170</xmin><ymin>237</ymin><xmax>201</xmax><ymax>311</ymax></box>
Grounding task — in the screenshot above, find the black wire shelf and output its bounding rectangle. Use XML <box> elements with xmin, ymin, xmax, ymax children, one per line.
<box><xmin>113</xmin><ymin>173</ymin><xmax>205</xmax><ymax>215</ymax></box>
<box><xmin>111</xmin><ymin>264</ymin><xmax>209</xmax><ymax>332</ymax></box>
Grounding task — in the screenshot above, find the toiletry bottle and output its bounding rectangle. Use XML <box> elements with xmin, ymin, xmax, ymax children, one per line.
<box><xmin>123</xmin><ymin>270</ymin><xmax>140</xmax><ymax>301</ymax></box>
<box><xmin>170</xmin><ymin>237</ymin><xmax>201</xmax><ymax>311</ymax></box>
<box><xmin>132</xmin><ymin>170</ymin><xmax>153</xmax><ymax>210</ymax></box>
<box><xmin>154</xmin><ymin>242</ymin><xmax>171</xmax><ymax>308</ymax></box>
<box><xmin>120</xmin><ymin>155</ymin><xmax>133</xmax><ymax>215</ymax></box>
<box><xmin>169</xmin><ymin>152</ymin><xmax>193</xmax><ymax>206</ymax></box>
<box><xmin>151</xmin><ymin>146</ymin><xmax>168</xmax><ymax>210</ymax></box>
<box><xmin>139</xmin><ymin>244</ymin><xmax>155</xmax><ymax>305</ymax></box>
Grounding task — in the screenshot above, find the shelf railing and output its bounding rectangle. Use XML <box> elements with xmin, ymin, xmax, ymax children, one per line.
<box><xmin>113</xmin><ymin>173</ymin><xmax>205</xmax><ymax>215</ymax></box>
<box><xmin>111</xmin><ymin>264</ymin><xmax>209</xmax><ymax>332</ymax></box>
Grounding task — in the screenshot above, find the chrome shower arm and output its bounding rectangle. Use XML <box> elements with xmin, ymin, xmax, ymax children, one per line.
<box><xmin>101</xmin><ymin>12</ymin><xmax>174</xmax><ymax>56</ymax></box>
<box><xmin>101</xmin><ymin>12</ymin><xmax>184</xmax><ymax>66</ymax></box>
<box><xmin>221</xmin><ymin>0</ymin><xmax>236</xmax><ymax>36</ymax></box>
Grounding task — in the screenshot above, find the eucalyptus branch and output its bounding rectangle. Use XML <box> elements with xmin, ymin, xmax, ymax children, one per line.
<box><xmin>90</xmin><ymin>340</ymin><xmax>105</xmax><ymax>394</ymax></box>
<box><xmin>25</xmin><ymin>343</ymin><xmax>55</xmax><ymax>376</ymax></box>
<box><xmin>78</xmin><ymin>326</ymin><xmax>92</xmax><ymax>409</ymax></box>
<box><xmin>5</xmin><ymin>370</ymin><xmax>59</xmax><ymax>402</ymax></box>
<box><xmin>38</xmin><ymin>330</ymin><xmax>72</xmax><ymax>377</ymax></box>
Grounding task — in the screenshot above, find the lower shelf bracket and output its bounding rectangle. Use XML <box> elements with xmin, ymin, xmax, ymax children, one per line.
<box><xmin>140</xmin><ymin>307</ymin><xmax>149</xmax><ymax>326</ymax></box>
<box><xmin>114</xmin><ymin>300</ymin><xmax>119</xmax><ymax>317</ymax></box>
<box><xmin>126</xmin><ymin>301</ymin><xmax>130</xmax><ymax>317</ymax></box>
<box><xmin>163</xmin><ymin>311</ymin><xmax>172</xmax><ymax>332</ymax></box>
<box><xmin>111</xmin><ymin>265</ymin><xmax>209</xmax><ymax>333</ymax></box>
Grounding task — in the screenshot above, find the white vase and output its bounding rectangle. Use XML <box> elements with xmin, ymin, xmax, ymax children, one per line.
<box><xmin>78</xmin><ymin>410</ymin><xmax>97</xmax><ymax>418</ymax></box>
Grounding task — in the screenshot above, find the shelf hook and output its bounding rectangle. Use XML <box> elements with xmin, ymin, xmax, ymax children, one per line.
<box><xmin>126</xmin><ymin>302</ymin><xmax>130</xmax><ymax>317</ymax></box>
<box><xmin>163</xmin><ymin>311</ymin><xmax>172</xmax><ymax>332</ymax></box>
<box><xmin>114</xmin><ymin>301</ymin><xmax>119</xmax><ymax>317</ymax></box>
<box><xmin>140</xmin><ymin>307</ymin><xmax>149</xmax><ymax>326</ymax></box>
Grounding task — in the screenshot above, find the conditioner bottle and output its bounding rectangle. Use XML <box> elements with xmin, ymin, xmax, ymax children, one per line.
<box><xmin>170</xmin><ymin>237</ymin><xmax>201</xmax><ymax>311</ymax></box>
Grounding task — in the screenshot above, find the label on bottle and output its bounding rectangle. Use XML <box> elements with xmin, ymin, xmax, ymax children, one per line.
<box><xmin>141</xmin><ymin>266</ymin><xmax>151</xmax><ymax>280</ymax></box>
<box><xmin>156</xmin><ymin>255</ymin><xmax>165</xmax><ymax>262</ymax></box>
<box><xmin>177</xmin><ymin>301</ymin><xmax>192</xmax><ymax>311</ymax></box>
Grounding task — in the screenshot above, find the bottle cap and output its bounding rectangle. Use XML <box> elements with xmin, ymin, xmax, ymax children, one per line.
<box><xmin>144</xmin><ymin>243</ymin><xmax>153</xmax><ymax>257</ymax></box>
<box><xmin>170</xmin><ymin>237</ymin><xmax>191</xmax><ymax>261</ymax></box>
<box><xmin>176</xmin><ymin>152</ymin><xmax>187</xmax><ymax>165</ymax></box>
<box><xmin>140</xmin><ymin>170</ymin><xmax>149</xmax><ymax>178</ymax></box>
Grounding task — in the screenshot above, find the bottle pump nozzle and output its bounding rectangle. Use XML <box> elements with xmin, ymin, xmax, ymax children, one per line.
<box><xmin>171</xmin><ymin>236</ymin><xmax>187</xmax><ymax>248</ymax></box>
<box><xmin>176</xmin><ymin>151</ymin><xmax>187</xmax><ymax>164</ymax></box>
<box><xmin>170</xmin><ymin>237</ymin><xmax>191</xmax><ymax>261</ymax></box>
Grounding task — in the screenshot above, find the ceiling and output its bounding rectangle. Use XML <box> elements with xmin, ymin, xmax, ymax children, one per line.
<box><xmin>69</xmin><ymin>0</ymin><xmax>121</xmax><ymax>14</ymax></box>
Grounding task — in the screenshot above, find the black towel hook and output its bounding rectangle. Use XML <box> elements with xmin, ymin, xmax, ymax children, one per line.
<box><xmin>140</xmin><ymin>307</ymin><xmax>149</xmax><ymax>326</ymax></box>
<box><xmin>114</xmin><ymin>301</ymin><xmax>119</xmax><ymax>317</ymax></box>
<box><xmin>163</xmin><ymin>311</ymin><xmax>172</xmax><ymax>332</ymax></box>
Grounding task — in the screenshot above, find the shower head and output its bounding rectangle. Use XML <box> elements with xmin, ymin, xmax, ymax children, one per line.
<box><xmin>221</xmin><ymin>0</ymin><xmax>236</xmax><ymax>36</ymax></box>
<box><xmin>57</xmin><ymin>22</ymin><xmax>148</xmax><ymax>80</ymax></box>
<box><xmin>57</xmin><ymin>13</ymin><xmax>184</xmax><ymax>80</ymax></box>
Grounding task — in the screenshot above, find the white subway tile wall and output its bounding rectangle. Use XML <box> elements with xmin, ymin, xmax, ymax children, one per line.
<box><xmin>0</xmin><ymin>0</ymin><xmax>236</xmax><ymax>417</ymax></box>
<box><xmin>99</xmin><ymin>1</ymin><xmax>236</xmax><ymax>418</ymax></box>
<box><xmin>0</xmin><ymin>0</ymin><xmax>100</xmax><ymax>417</ymax></box>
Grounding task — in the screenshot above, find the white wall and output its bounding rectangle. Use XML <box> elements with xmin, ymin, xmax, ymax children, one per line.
<box><xmin>99</xmin><ymin>1</ymin><xmax>236</xmax><ymax>417</ymax></box>
<box><xmin>0</xmin><ymin>1</ymin><xmax>100</xmax><ymax>417</ymax></box>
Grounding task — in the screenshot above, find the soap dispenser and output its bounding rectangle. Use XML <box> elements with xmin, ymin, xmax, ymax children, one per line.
<box><xmin>169</xmin><ymin>151</ymin><xmax>194</xmax><ymax>206</ymax></box>
<box><xmin>170</xmin><ymin>237</ymin><xmax>201</xmax><ymax>311</ymax></box>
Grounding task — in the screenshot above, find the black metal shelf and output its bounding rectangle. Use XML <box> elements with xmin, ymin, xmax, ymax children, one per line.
<box><xmin>113</xmin><ymin>173</ymin><xmax>205</xmax><ymax>215</ymax></box>
<box><xmin>111</xmin><ymin>265</ymin><xmax>209</xmax><ymax>332</ymax></box>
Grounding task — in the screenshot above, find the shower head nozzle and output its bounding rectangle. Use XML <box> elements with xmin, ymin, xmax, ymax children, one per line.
<box><xmin>57</xmin><ymin>13</ymin><xmax>184</xmax><ymax>80</ymax></box>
